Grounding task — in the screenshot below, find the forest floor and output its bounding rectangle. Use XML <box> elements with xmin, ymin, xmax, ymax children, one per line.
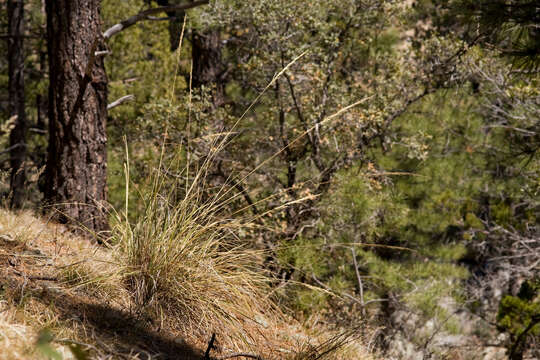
<box><xmin>0</xmin><ymin>209</ymin><xmax>373</xmax><ymax>360</ymax></box>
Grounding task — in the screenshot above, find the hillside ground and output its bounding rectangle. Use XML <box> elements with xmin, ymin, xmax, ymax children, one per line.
<box><xmin>0</xmin><ymin>208</ymin><xmax>374</xmax><ymax>360</ymax></box>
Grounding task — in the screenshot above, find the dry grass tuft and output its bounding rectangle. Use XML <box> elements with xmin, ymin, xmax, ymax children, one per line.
<box><xmin>109</xmin><ymin>147</ymin><xmax>278</xmax><ymax>349</ymax></box>
<box><xmin>0</xmin><ymin>307</ymin><xmax>33</xmax><ymax>360</ymax></box>
<box><xmin>289</xmin><ymin>326</ymin><xmax>373</xmax><ymax>360</ymax></box>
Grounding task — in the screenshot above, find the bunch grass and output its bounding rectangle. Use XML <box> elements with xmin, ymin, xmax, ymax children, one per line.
<box><xmin>110</xmin><ymin>135</ymin><xmax>276</xmax><ymax>344</ymax></box>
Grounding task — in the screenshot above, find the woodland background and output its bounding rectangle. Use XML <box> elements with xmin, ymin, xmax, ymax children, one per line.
<box><xmin>0</xmin><ymin>1</ymin><xmax>539</xmax><ymax>359</ymax></box>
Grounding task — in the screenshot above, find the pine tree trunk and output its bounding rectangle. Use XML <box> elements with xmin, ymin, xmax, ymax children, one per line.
<box><xmin>192</xmin><ymin>30</ymin><xmax>225</xmax><ymax>106</ymax></box>
<box><xmin>7</xmin><ymin>0</ymin><xmax>27</xmax><ymax>209</ymax></box>
<box><xmin>155</xmin><ymin>0</ymin><xmax>185</xmax><ymax>52</ymax></box>
<box><xmin>44</xmin><ymin>0</ymin><xmax>109</xmax><ymax>236</ymax></box>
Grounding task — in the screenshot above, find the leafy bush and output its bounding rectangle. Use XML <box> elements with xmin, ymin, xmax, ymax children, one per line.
<box><xmin>497</xmin><ymin>279</ymin><xmax>540</xmax><ymax>360</ymax></box>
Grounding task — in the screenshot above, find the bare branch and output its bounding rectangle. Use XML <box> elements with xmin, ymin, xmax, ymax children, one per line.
<box><xmin>0</xmin><ymin>143</ymin><xmax>26</xmax><ymax>156</ymax></box>
<box><xmin>146</xmin><ymin>16</ymin><xmax>178</xmax><ymax>22</ymax></box>
<box><xmin>215</xmin><ymin>161</ymin><xmax>259</xmax><ymax>215</ymax></box>
<box><xmin>103</xmin><ymin>1</ymin><xmax>209</xmax><ymax>40</ymax></box>
<box><xmin>107</xmin><ymin>95</ymin><xmax>135</xmax><ymax>110</ymax></box>
<box><xmin>351</xmin><ymin>247</ymin><xmax>365</xmax><ymax>311</ymax></box>
<box><xmin>12</xmin><ymin>269</ymin><xmax>57</xmax><ymax>281</ymax></box>
<box><xmin>29</xmin><ymin>128</ymin><xmax>46</xmax><ymax>134</ymax></box>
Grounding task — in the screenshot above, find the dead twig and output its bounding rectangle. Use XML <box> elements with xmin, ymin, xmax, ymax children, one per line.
<box><xmin>107</xmin><ymin>94</ymin><xmax>135</xmax><ymax>110</ymax></box>
<box><xmin>12</xmin><ymin>269</ymin><xmax>57</xmax><ymax>281</ymax></box>
<box><xmin>217</xmin><ymin>353</ymin><xmax>265</xmax><ymax>360</ymax></box>
<box><xmin>102</xmin><ymin>1</ymin><xmax>208</xmax><ymax>40</ymax></box>
<box><xmin>204</xmin><ymin>333</ymin><xmax>217</xmax><ymax>360</ymax></box>
<box><xmin>350</xmin><ymin>247</ymin><xmax>365</xmax><ymax>315</ymax></box>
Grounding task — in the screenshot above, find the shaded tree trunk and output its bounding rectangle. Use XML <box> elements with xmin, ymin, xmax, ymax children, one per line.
<box><xmin>192</xmin><ymin>29</ymin><xmax>225</xmax><ymax>106</ymax></box>
<box><xmin>7</xmin><ymin>0</ymin><xmax>27</xmax><ymax>208</ymax></box>
<box><xmin>44</xmin><ymin>0</ymin><xmax>109</xmax><ymax>236</ymax></box>
<box><xmin>36</xmin><ymin>2</ymin><xmax>48</xmax><ymax>133</ymax></box>
<box><xmin>155</xmin><ymin>0</ymin><xmax>186</xmax><ymax>52</ymax></box>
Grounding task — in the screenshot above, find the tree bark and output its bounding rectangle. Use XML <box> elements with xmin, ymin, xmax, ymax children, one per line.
<box><xmin>44</xmin><ymin>0</ymin><xmax>109</xmax><ymax>236</ymax></box>
<box><xmin>192</xmin><ymin>29</ymin><xmax>226</xmax><ymax>106</ymax></box>
<box><xmin>155</xmin><ymin>0</ymin><xmax>186</xmax><ymax>52</ymax></box>
<box><xmin>7</xmin><ymin>0</ymin><xmax>27</xmax><ymax>209</ymax></box>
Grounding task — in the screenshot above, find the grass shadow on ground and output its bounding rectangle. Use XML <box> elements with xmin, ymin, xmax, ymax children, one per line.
<box><xmin>3</xmin><ymin>275</ymin><xmax>205</xmax><ymax>360</ymax></box>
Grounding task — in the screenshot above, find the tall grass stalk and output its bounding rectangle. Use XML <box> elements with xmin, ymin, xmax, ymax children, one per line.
<box><xmin>112</xmin><ymin>136</ymin><xmax>275</xmax><ymax>340</ymax></box>
<box><xmin>108</xmin><ymin>15</ymin><xmax>277</xmax><ymax>341</ymax></box>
